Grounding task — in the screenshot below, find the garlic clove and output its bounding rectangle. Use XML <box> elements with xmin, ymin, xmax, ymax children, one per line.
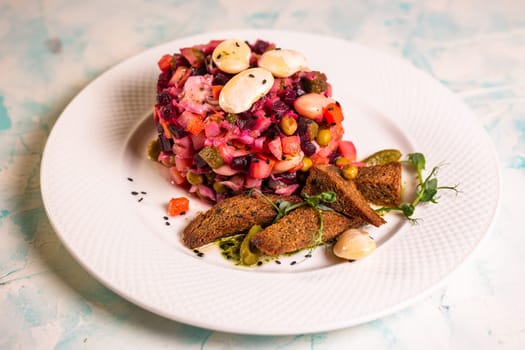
<box><xmin>333</xmin><ymin>228</ymin><xmax>376</xmax><ymax>260</ymax></box>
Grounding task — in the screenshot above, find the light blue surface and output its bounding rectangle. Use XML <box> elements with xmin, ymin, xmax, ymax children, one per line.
<box><xmin>1</xmin><ymin>0</ymin><xmax>524</xmax><ymax>348</ymax></box>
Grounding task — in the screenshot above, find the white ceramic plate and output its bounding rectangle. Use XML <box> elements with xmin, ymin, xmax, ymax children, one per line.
<box><xmin>41</xmin><ymin>30</ymin><xmax>499</xmax><ymax>335</ymax></box>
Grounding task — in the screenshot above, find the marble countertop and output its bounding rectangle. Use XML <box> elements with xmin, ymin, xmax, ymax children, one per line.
<box><xmin>1</xmin><ymin>0</ymin><xmax>524</xmax><ymax>348</ymax></box>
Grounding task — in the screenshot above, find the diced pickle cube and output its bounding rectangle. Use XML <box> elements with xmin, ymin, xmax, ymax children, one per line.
<box><xmin>198</xmin><ymin>146</ymin><xmax>225</xmax><ymax>169</ymax></box>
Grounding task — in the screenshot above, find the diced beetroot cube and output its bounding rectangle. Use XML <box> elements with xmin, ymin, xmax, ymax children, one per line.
<box><xmin>244</xmin><ymin>176</ymin><xmax>262</xmax><ymax>189</ymax></box>
<box><xmin>281</xmin><ymin>135</ymin><xmax>301</xmax><ymax>154</ymax></box>
<box><xmin>252</xmin><ymin>116</ymin><xmax>272</xmax><ymax>134</ymax></box>
<box><xmin>253</xmin><ymin>137</ymin><xmax>266</xmax><ymax>151</ymax></box>
<box><xmin>169</xmin><ymin>166</ymin><xmax>186</xmax><ymax>185</ymax></box>
<box><xmin>338</xmin><ymin>140</ymin><xmax>357</xmax><ymax>162</ymax></box>
<box><xmin>190</xmin><ymin>132</ymin><xmax>206</xmax><ymax>150</ymax></box>
<box><xmin>169</xmin><ymin>66</ymin><xmax>191</xmax><ymax>87</ymax></box>
<box><xmin>180</xmin><ymin>47</ymin><xmax>205</xmax><ymax>68</ymax></box>
<box><xmin>177</xmin><ymin>111</ymin><xmax>199</xmax><ymax>129</ymax></box>
<box><xmin>249</xmin><ymin>157</ymin><xmax>274</xmax><ymax>179</ymax></box>
<box><xmin>213</xmin><ymin>164</ymin><xmax>239</xmax><ymax>176</ymax></box>
<box><xmin>268</xmin><ymin>138</ymin><xmax>283</xmax><ymax>160</ymax></box>
<box><xmin>204</xmin><ymin>121</ymin><xmax>221</xmax><ymax>138</ymax></box>
<box><xmin>175</xmin><ymin>156</ymin><xmax>192</xmax><ymax>173</ymax></box>
<box><xmin>172</xmin><ymin>136</ymin><xmax>193</xmax><ymax>159</ymax></box>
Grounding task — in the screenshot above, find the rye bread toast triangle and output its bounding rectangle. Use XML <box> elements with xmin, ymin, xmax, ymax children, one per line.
<box><xmin>301</xmin><ymin>164</ymin><xmax>386</xmax><ymax>227</ymax></box>
<box><xmin>354</xmin><ymin>162</ymin><xmax>402</xmax><ymax>206</ymax></box>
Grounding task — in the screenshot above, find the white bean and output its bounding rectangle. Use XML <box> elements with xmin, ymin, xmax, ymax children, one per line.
<box><xmin>333</xmin><ymin>229</ymin><xmax>376</xmax><ymax>260</ymax></box>
<box><xmin>212</xmin><ymin>39</ymin><xmax>251</xmax><ymax>74</ymax></box>
<box><xmin>258</xmin><ymin>49</ymin><xmax>308</xmax><ymax>78</ymax></box>
<box><xmin>219</xmin><ymin>68</ymin><xmax>274</xmax><ymax>114</ymax></box>
<box><xmin>293</xmin><ymin>93</ymin><xmax>334</xmax><ymax>120</ymax></box>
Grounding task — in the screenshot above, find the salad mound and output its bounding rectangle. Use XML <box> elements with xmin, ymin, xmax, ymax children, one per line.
<box><xmin>153</xmin><ymin>39</ymin><xmax>355</xmax><ymax>202</ymax></box>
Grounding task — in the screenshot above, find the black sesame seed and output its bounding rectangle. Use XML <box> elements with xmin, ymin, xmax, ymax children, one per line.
<box><xmin>235</xmin><ymin>213</ymin><xmax>243</xmax><ymax>218</ymax></box>
<box><xmin>305</xmin><ymin>253</ymin><xmax>312</xmax><ymax>258</ymax></box>
<box><xmin>275</xmin><ymin>47</ymin><xmax>281</xmax><ymax>50</ymax></box>
<box><xmin>216</xmin><ymin>54</ymin><xmax>222</xmax><ymax>59</ymax></box>
<box><xmin>257</xmin><ymin>261</ymin><xmax>263</xmax><ymax>266</ymax></box>
<box><xmin>138</xmin><ymin>197</ymin><xmax>144</xmax><ymax>202</ymax></box>
<box><xmin>262</xmin><ymin>79</ymin><xmax>267</xmax><ymax>84</ymax></box>
<box><xmin>165</xmin><ymin>221</ymin><xmax>170</xmax><ymax>226</ymax></box>
<box><xmin>197</xmin><ymin>252</ymin><xmax>204</xmax><ymax>257</ymax></box>
<box><xmin>180</xmin><ymin>211</ymin><xmax>186</xmax><ymax>215</ymax></box>
<box><xmin>127</xmin><ymin>177</ymin><xmax>133</xmax><ymax>182</ymax></box>
<box><xmin>131</xmin><ymin>191</ymin><xmax>139</xmax><ymax>195</ymax></box>
<box><xmin>163</xmin><ymin>216</ymin><xmax>169</xmax><ymax>220</ymax></box>
<box><xmin>235</xmin><ymin>41</ymin><xmax>240</xmax><ymax>47</ymax></box>
<box><xmin>248</xmin><ymin>73</ymin><xmax>255</xmax><ymax>78</ymax></box>
<box><xmin>348</xmin><ymin>259</ymin><xmax>355</xmax><ymax>263</ymax></box>
<box><xmin>141</xmin><ymin>191</ymin><xmax>147</xmax><ymax>194</ymax></box>
<box><xmin>275</xmin><ymin>260</ymin><xmax>281</xmax><ymax>264</ymax></box>
<box><xmin>193</xmin><ymin>249</ymin><xmax>200</xmax><ymax>254</ymax></box>
<box><xmin>290</xmin><ymin>261</ymin><xmax>297</xmax><ymax>265</ymax></box>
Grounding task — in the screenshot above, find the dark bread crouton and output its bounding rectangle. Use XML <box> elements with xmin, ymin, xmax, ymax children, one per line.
<box><xmin>301</xmin><ymin>164</ymin><xmax>386</xmax><ymax>227</ymax></box>
<box><xmin>251</xmin><ymin>206</ymin><xmax>362</xmax><ymax>256</ymax></box>
<box><xmin>182</xmin><ymin>194</ymin><xmax>300</xmax><ymax>248</ymax></box>
<box><xmin>354</xmin><ymin>162</ymin><xmax>402</xmax><ymax>206</ymax></box>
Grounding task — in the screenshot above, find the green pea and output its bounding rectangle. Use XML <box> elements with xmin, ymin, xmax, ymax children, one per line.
<box><xmin>280</xmin><ymin>116</ymin><xmax>298</xmax><ymax>135</ymax></box>
<box><xmin>341</xmin><ymin>164</ymin><xmax>359</xmax><ymax>180</ymax></box>
<box><xmin>186</xmin><ymin>171</ymin><xmax>204</xmax><ymax>185</ymax></box>
<box><xmin>316</xmin><ymin>129</ymin><xmax>332</xmax><ymax>146</ymax></box>
<box><xmin>147</xmin><ymin>139</ymin><xmax>160</xmax><ymax>161</ymax></box>
<box><xmin>213</xmin><ymin>181</ymin><xmax>227</xmax><ymax>193</ymax></box>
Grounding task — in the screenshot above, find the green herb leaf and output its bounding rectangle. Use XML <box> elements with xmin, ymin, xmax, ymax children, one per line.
<box><xmin>248</xmin><ymin>189</ymin><xmax>337</xmax><ymax>250</ymax></box>
<box><xmin>319</xmin><ymin>191</ymin><xmax>337</xmax><ymax>203</ymax></box>
<box><xmin>376</xmin><ymin>152</ymin><xmax>459</xmax><ymax>222</ymax></box>
<box><xmin>408</xmin><ymin>152</ymin><xmax>426</xmax><ymax>172</ymax></box>
<box><xmin>400</xmin><ymin>203</ymin><xmax>415</xmax><ymax>217</ymax></box>
<box><xmin>420</xmin><ymin>177</ymin><xmax>438</xmax><ymax>202</ymax></box>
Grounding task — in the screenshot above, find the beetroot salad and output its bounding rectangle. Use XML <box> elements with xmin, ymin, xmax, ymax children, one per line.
<box><xmin>152</xmin><ymin>38</ymin><xmax>357</xmax><ymax>202</ymax></box>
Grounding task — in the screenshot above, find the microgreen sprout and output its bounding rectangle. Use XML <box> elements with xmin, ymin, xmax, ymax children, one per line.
<box><xmin>249</xmin><ymin>189</ymin><xmax>337</xmax><ymax>246</ymax></box>
<box><xmin>376</xmin><ymin>152</ymin><xmax>460</xmax><ymax>222</ymax></box>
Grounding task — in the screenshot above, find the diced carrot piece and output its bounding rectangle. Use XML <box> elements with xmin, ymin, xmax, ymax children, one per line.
<box><xmin>323</xmin><ymin>103</ymin><xmax>344</xmax><ymax>124</ymax></box>
<box><xmin>310</xmin><ymin>153</ymin><xmax>330</xmax><ymax>165</ymax></box>
<box><xmin>187</xmin><ymin>117</ymin><xmax>205</xmax><ymax>136</ymax></box>
<box><xmin>160</xmin><ymin>120</ymin><xmax>172</xmax><ymax>139</ymax></box>
<box><xmin>157</xmin><ymin>54</ymin><xmax>173</xmax><ymax>71</ymax></box>
<box><xmin>168</xmin><ymin>197</ymin><xmax>189</xmax><ymax>216</ymax></box>
<box><xmin>212</xmin><ymin>85</ymin><xmax>223</xmax><ymax>100</ymax></box>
